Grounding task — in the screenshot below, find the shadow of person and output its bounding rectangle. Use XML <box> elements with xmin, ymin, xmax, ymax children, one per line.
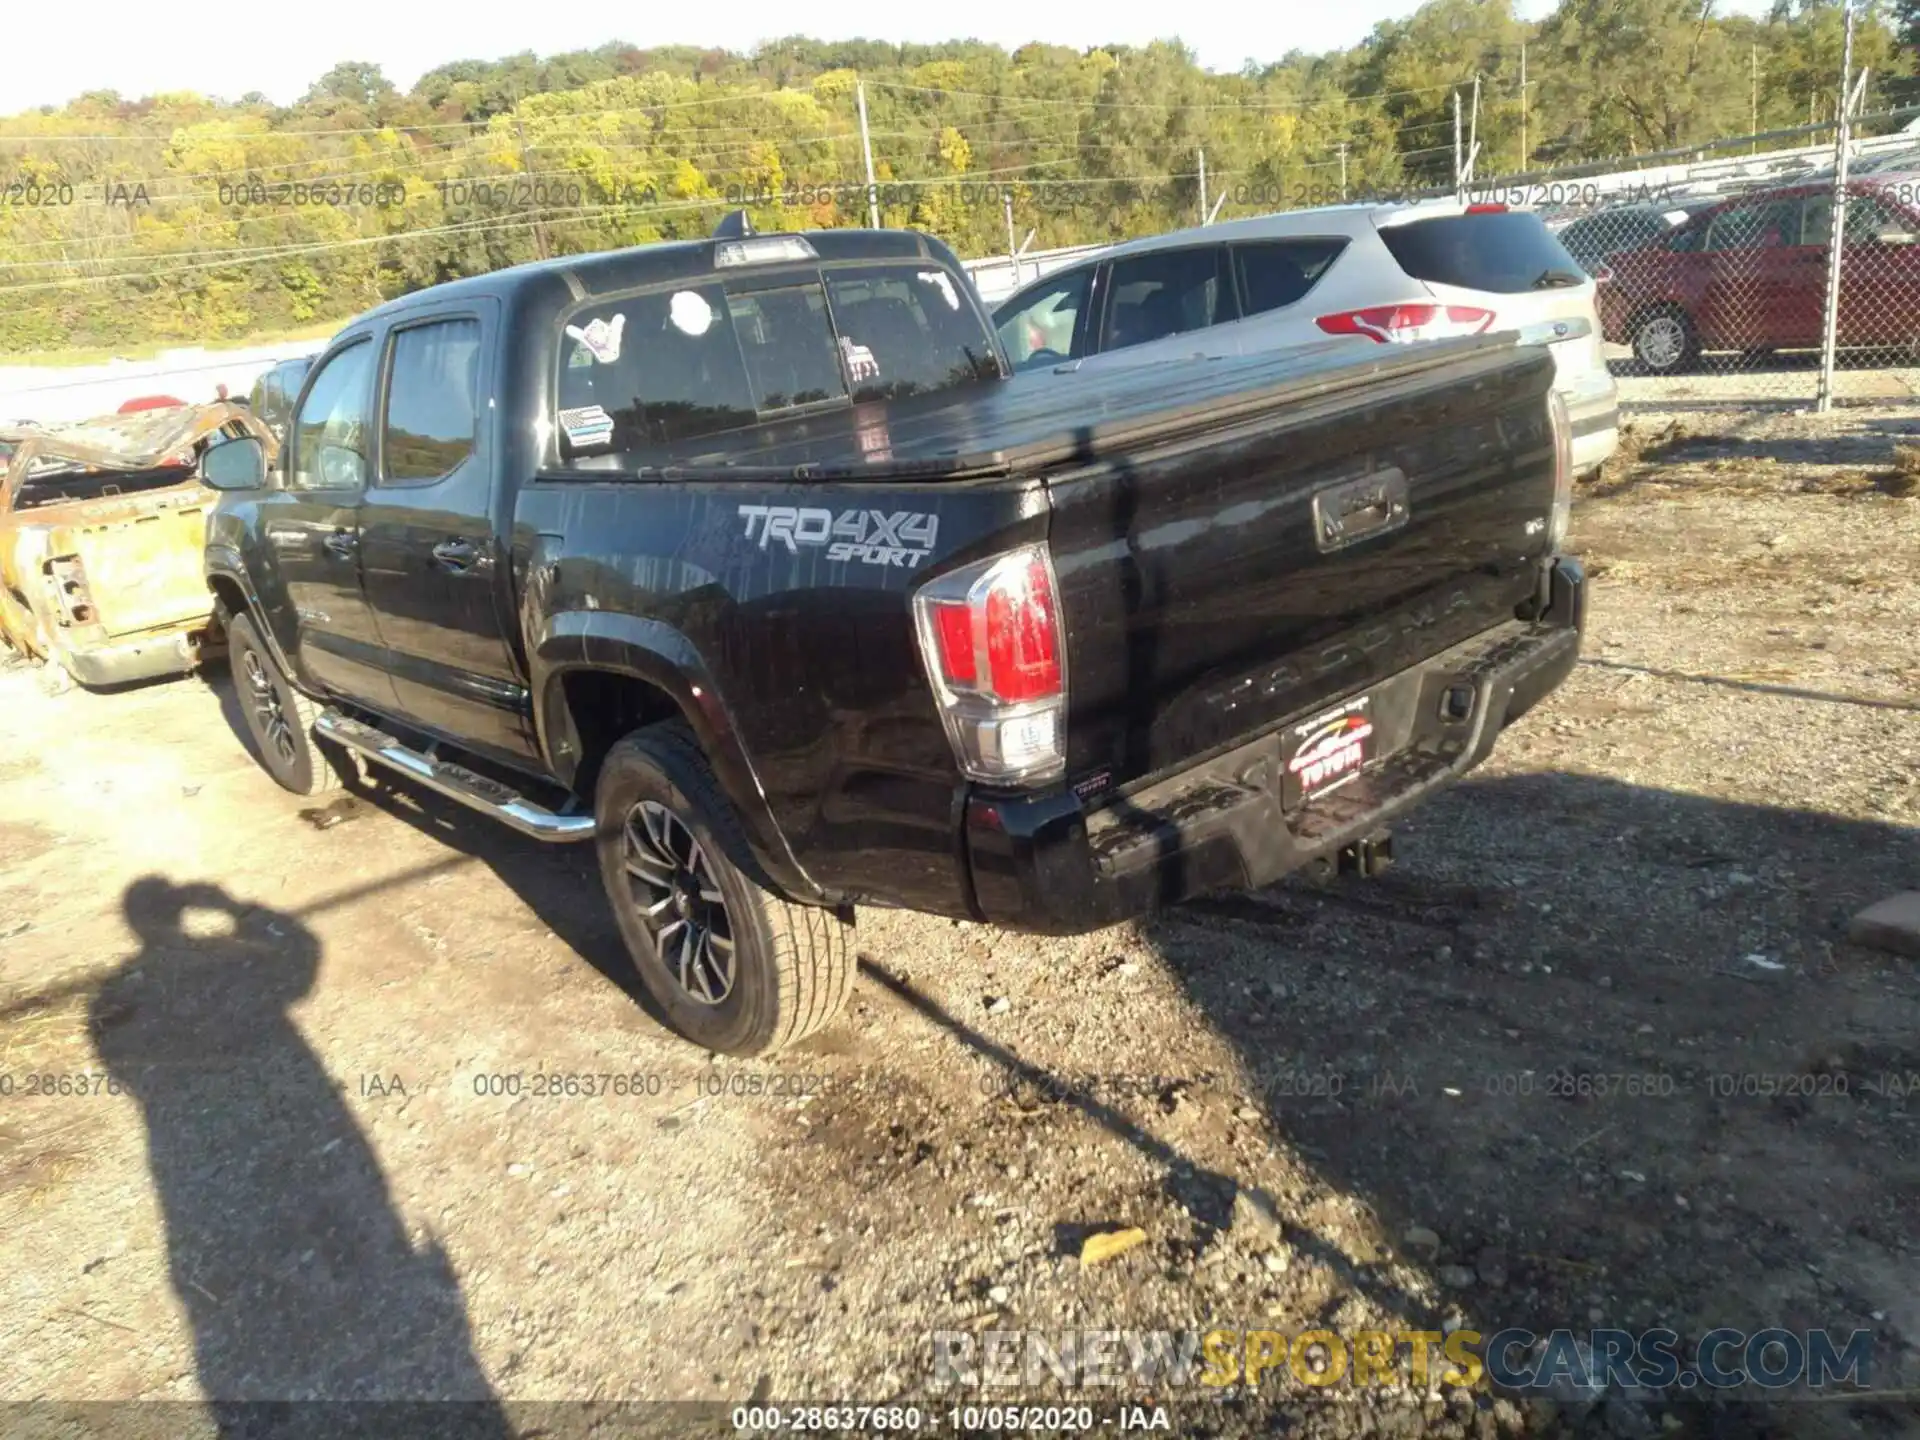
<box><xmin>89</xmin><ymin>878</ymin><xmax>510</xmax><ymax>1438</ymax></box>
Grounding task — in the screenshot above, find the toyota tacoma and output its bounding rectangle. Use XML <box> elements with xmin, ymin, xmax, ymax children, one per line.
<box><xmin>200</xmin><ymin>222</ymin><xmax>1586</xmax><ymax>1056</ymax></box>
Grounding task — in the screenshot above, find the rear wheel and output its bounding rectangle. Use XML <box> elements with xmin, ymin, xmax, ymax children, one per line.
<box><xmin>1631</xmin><ymin>306</ymin><xmax>1698</xmax><ymax>374</ymax></box>
<box><xmin>595</xmin><ymin>720</ymin><xmax>853</xmax><ymax>1057</ymax></box>
<box><xmin>226</xmin><ymin>610</ymin><xmax>345</xmax><ymax>797</ymax></box>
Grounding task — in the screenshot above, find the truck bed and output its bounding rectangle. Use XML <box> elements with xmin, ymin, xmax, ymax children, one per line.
<box><xmin>551</xmin><ymin>333</ymin><xmax>1522</xmax><ymax>481</ymax></box>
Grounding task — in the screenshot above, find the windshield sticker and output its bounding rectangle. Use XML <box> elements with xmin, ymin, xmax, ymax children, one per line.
<box><xmin>917</xmin><ymin>271</ymin><xmax>960</xmax><ymax>310</ymax></box>
<box><xmin>839</xmin><ymin>335</ymin><xmax>880</xmax><ymax>382</ymax></box>
<box><xmin>669</xmin><ymin>290</ymin><xmax>715</xmax><ymax>337</ymax></box>
<box><xmin>564</xmin><ymin>314</ymin><xmax>625</xmax><ymax>364</ymax></box>
<box><xmin>558</xmin><ymin>404</ymin><xmax>614</xmax><ymax>450</ymax></box>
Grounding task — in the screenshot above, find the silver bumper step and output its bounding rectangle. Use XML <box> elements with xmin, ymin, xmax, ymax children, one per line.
<box><xmin>313</xmin><ymin>710</ymin><xmax>596</xmax><ymax>843</ymax></box>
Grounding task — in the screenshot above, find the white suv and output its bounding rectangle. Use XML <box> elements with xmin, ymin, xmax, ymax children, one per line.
<box><xmin>992</xmin><ymin>199</ymin><xmax>1619</xmax><ymax>475</ymax></box>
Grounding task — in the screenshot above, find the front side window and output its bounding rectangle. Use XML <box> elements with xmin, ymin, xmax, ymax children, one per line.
<box><xmin>995</xmin><ymin>267</ymin><xmax>1093</xmax><ymax>372</ymax></box>
<box><xmin>1102</xmin><ymin>248</ymin><xmax>1233</xmax><ymax>352</ymax></box>
<box><xmin>289</xmin><ymin>341</ymin><xmax>375</xmax><ymax>492</ymax></box>
<box><xmin>1805</xmin><ymin>192</ymin><xmax>1906</xmax><ymax>248</ymax></box>
<box><xmin>382</xmin><ymin>319</ymin><xmax>482</xmax><ymax>483</ymax></box>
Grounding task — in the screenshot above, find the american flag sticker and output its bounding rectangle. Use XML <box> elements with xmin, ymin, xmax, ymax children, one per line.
<box><xmin>559</xmin><ymin>404</ymin><xmax>614</xmax><ymax>449</ymax></box>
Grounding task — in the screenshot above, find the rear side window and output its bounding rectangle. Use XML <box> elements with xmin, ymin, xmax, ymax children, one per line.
<box><xmin>1102</xmin><ymin>247</ymin><xmax>1235</xmax><ymax>352</ymax></box>
<box><xmin>383</xmin><ymin>318</ymin><xmax>482</xmax><ymax>483</ymax></box>
<box><xmin>1233</xmin><ymin>239</ymin><xmax>1347</xmax><ymax>317</ymax></box>
<box><xmin>1378</xmin><ymin>212</ymin><xmax>1585</xmax><ymax>295</ymax></box>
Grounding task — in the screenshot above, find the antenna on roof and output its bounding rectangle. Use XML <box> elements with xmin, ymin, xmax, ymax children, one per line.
<box><xmin>713</xmin><ymin>210</ymin><xmax>756</xmax><ymax>240</ymax></box>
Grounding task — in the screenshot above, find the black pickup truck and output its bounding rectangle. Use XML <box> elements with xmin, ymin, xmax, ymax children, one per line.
<box><xmin>199</xmin><ymin>223</ymin><xmax>1585</xmax><ymax>1056</ymax></box>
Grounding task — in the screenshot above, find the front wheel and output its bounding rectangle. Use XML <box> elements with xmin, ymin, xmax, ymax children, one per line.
<box><xmin>226</xmin><ymin>609</ymin><xmax>346</xmax><ymax>797</ymax></box>
<box><xmin>595</xmin><ymin>721</ymin><xmax>853</xmax><ymax>1057</ymax></box>
<box><xmin>1631</xmin><ymin>307</ymin><xmax>1698</xmax><ymax>374</ymax></box>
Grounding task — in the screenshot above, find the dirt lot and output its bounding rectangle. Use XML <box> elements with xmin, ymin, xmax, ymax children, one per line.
<box><xmin>1</xmin><ymin>409</ymin><xmax>1917</xmax><ymax>1438</ymax></box>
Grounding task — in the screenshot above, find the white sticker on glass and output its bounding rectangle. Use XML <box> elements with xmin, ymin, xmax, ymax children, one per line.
<box><xmin>839</xmin><ymin>335</ymin><xmax>880</xmax><ymax>382</ymax></box>
<box><xmin>669</xmin><ymin>290</ymin><xmax>715</xmax><ymax>337</ymax></box>
<box><xmin>564</xmin><ymin>313</ymin><xmax>626</xmax><ymax>364</ymax></box>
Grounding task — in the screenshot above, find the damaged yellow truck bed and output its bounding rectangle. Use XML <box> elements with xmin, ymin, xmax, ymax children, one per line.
<box><xmin>0</xmin><ymin>403</ymin><xmax>274</xmax><ymax>687</ymax></box>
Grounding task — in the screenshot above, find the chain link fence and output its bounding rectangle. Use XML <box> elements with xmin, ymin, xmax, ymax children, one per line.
<box><xmin>1530</xmin><ymin>9</ymin><xmax>1920</xmax><ymax>417</ymax></box>
<box><xmin>1544</xmin><ymin>161</ymin><xmax>1920</xmax><ymax>411</ymax></box>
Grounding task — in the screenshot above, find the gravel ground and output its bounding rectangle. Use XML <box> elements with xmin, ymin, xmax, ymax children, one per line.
<box><xmin>0</xmin><ymin>409</ymin><xmax>1916</xmax><ymax>1439</ymax></box>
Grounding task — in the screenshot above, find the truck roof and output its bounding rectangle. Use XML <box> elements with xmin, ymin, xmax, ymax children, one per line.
<box><xmin>359</xmin><ymin>228</ymin><xmax>970</xmax><ymax>324</ymax></box>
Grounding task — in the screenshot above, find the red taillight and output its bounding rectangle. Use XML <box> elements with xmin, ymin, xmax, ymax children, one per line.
<box><xmin>932</xmin><ymin>601</ymin><xmax>978</xmax><ymax>685</ymax></box>
<box><xmin>983</xmin><ymin>554</ymin><xmax>1061</xmax><ymax>703</ymax></box>
<box><xmin>913</xmin><ymin>545</ymin><xmax>1067</xmax><ymax>784</ymax></box>
<box><xmin>1316</xmin><ymin>304</ymin><xmax>1497</xmax><ymax>344</ymax></box>
<box><xmin>1465</xmin><ymin>202</ymin><xmax>1507</xmax><ymax>214</ymax></box>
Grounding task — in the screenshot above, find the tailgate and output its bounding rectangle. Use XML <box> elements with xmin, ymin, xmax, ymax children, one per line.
<box><xmin>60</xmin><ymin>493</ymin><xmax>214</xmax><ymax>637</ymax></box>
<box><xmin>1044</xmin><ymin>341</ymin><xmax>1559</xmax><ymax>795</ymax></box>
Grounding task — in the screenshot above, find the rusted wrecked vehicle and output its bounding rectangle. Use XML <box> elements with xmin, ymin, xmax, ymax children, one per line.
<box><xmin>0</xmin><ymin>402</ymin><xmax>275</xmax><ymax>688</ymax></box>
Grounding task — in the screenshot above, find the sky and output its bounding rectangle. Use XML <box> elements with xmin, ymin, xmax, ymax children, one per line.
<box><xmin>10</xmin><ymin>0</ymin><xmax>1779</xmax><ymax>113</ymax></box>
<box><xmin>11</xmin><ymin>0</ymin><xmax>1781</xmax><ymax>115</ymax></box>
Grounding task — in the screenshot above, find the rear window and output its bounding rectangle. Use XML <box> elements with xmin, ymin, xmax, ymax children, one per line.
<box><xmin>555</xmin><ymin>263</ymin><xmax>998</xmax><ymax>466</ymax></box>
<box><xmin>1378</xmin><ymin>211</ymin><xmax>1584</xmax><ymax>295</ymax></box>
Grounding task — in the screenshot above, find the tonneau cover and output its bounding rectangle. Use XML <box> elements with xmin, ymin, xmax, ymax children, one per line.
<box><xmin>551</xmin><ymin>332</ymin><xmax>1522</xmax><ymax>482</ymax></box>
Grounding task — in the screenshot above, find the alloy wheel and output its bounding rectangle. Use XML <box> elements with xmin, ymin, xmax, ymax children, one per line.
<box><xmin>621</xmin><ymin>800</ymin><xmax>736</xmax><ymax>1005</ymax></box>
<box><xmin>1636</xmin><ymin>315</ymin><xmax>1686</xmax><ymax>370</ymax></box>
<box><xmin>242</xmin><ymin>647</ymin><xmax>298</xmax><ymax>768</ymax></box>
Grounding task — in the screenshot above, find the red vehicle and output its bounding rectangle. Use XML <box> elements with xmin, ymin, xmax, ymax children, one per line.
<box><xmin>1596</xmin><ymin>178</ymin><xmax>1920</xmax><ymax>373</ymax></box>
<box><xmin>117</xmin><ymin>394</ymin><xmax>187</xmax><ymax>414</ymax></box>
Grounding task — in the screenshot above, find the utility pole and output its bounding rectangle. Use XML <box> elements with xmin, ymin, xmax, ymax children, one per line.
<box><xmin>1518</xmin><ymin>43</ymin><xmax>1528</xmax><ymax>173</ymax></box>
<box><xmin>857</xmin><ymin>80</ymin><xmax>880</xmax><ymax>229</ymax></box>
<box><xmin>1197</xmin><ymin>147</ymin><xmax>1208</xmax><ymax>225</ymax></box>
<box><xmin>1453</xmin><ymin>90</ymin><xmax>1463</xmax><ymax>196</ymax></box>
<box><xmin>1469</xmin><ymin>74</ymin><xmax>1481</xmax><ymax>174</ymax></box>
<box><xmin>1815</xmin><ymin>0</ymin><xmax>1857</xmax><ymax>414</ymax></box>
<box><xmin>515</xmin><ymin>119</ymin><xmax>549</xmax><ymax>260</ymax></box>
<box><xmin>1338</xmin><ymin>141</ymin><xmax>1349</xmax><ymax>201</ymax></box>
<box><xmin>1004</xmin><ymin>190</ymin><xmax>1018</xmax><ymax>279</ymax></box>
<box><xmin>1750</xmin><ymin>44</ymin><xmax>1759</xmax><ymax>154</ymax></box>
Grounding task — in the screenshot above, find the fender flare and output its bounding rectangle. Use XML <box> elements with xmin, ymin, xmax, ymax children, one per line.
<box><xmin>530</xmin><ymin>610</ymin><xmax>827</xmax><ymax>905</ymax></box>
<box><xmin>205</xmin><ymin>545</ymin><xmax>304</xmax><ymax>684</ymax></box>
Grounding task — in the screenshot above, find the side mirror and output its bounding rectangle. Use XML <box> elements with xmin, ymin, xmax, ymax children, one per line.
<box><xmin>201</xmin><ymin>436</ymin><xmax>266</xmax><ymax>491</ymax></box>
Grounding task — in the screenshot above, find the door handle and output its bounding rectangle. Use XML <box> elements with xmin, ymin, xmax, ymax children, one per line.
<box><xmin>322</xmin><ymin>530</ymin><xmax>357</xmax><ymax>559</ymax></box>
<box><xmin>432</xmin><ymin>538</ymin><xmax>480</xmax><ymax>572</ymax></box>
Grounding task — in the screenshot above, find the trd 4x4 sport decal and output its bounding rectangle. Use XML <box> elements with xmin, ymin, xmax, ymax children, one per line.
<box><xmin>738</xmin><ymin>505</ymin><xmax>939</xmax><ymax>568</ymax></box>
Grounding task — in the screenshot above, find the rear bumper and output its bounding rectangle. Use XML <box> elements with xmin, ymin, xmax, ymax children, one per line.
<box><xmin>1560</xmin><ymin>368</ymin><xmax>1619</xmax><ymax>475</ymax></box>
<box><xmin>965</xmin><ymin>556</ymin><xmax>1586</xmax><ymax>934</ymax></box>
<box><xmin>58</xmin><ymin>626</ymin><xmax>208</xmax><ymax>688</ymax></box>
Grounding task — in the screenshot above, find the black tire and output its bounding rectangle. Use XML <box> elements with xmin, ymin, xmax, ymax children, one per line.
<box><xmin>1631</xmin><ymin>305</ymin><xmax>1698</xmax><ymax>374</ymax></box>
<box><xmin>226</xmin><ymin>609</ymin><xmax>346</xmax><ymax>797</ymax></box>
<box><xmin>595</xmin><ymin>721</ymin><xmax>853</xmax><ymax>1057</ymax></box>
